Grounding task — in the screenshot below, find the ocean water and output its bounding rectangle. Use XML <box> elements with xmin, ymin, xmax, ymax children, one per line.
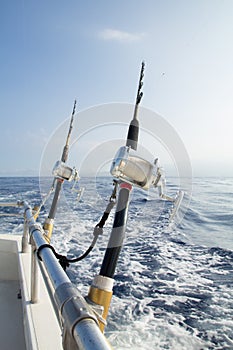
<box><xmin>0</xmin><ymin>176</ymin><xmax>233</xmax><ymax>349</ymax></box>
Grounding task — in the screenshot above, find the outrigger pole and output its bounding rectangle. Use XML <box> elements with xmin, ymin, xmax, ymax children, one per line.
<box><xmin>43</xmin><ymin>100</ymin><xmax>77</xmax><ymax>243</ymax></box>
<box><xmin>88</xmin><ymin>62</ymin><xmax>145</xmax><ymax>332</ymax></box>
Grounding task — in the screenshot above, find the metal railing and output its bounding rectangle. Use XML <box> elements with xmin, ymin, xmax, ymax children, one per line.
<box><xmin>23</xmin><ymin>202</ymin><xmax>112</xmax><ymax>350</ymax></box>
<box><xmin>0</xmin><ymin>201</ymin><xmax>111</xmax><ymax>350</ymax></box>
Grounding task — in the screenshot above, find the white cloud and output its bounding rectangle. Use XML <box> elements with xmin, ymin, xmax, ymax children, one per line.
<box><xmin>98</xmin><ymin>28</ymin><xmax>145</xmax><ymax>43</ymax></box>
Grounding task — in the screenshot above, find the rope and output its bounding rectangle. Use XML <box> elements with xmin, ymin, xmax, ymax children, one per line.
<box><xmin>37</xmin><ymin>243</ymin><xmax>70</xmax><ymax>270</ymax></box>
<box><xmin>37</xmin><ymin>181</ymin><xmax>119</xmax><ymax>271</ymax></box>
<box><xmin>95</xmin><ymin>180</ymin><xmax>118</xmax><ymax>230</ymax></box>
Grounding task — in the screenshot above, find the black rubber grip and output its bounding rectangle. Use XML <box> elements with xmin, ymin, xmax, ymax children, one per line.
<box><xmin>126</xmin><ymin>119</ymin><xmax>139</xmax><ymax>150</ymax></box>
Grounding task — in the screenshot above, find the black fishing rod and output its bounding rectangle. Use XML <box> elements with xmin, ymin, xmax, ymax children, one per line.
<box><xmin>43</xmin><ymin>100</ymin><xmax>77</xmax><ymax>243</ymax></box>
<box><xmin>87</xmin><ymin>63</ymin><xmax>145</xmax><ymax>332</ymax></box>
<box><xmin>100</xmin><ymin>62</ymin><xmax>145</xmax><ymax>278</ymax></box>
<box><xmin>101</xmin><ymin>62</ymin><xmax>145</xmax><ymax>277</ymax></box>
<box><xmin>126</xmin><ymin>61</ymin><xmax>145</xmax><ymax>151</ymax></box>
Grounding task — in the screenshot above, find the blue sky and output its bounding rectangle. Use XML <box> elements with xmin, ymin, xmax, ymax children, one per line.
<box><xmin>1</xmin><ymin>0</ymin><xmax>233</xmax><ymax>176</ymax></box>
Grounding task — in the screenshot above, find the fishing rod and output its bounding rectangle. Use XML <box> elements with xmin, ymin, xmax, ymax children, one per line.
<box><xmin>87</xmin><ymin>62</ymin><xmax>145</xmax><ymax>332</ymax></box>
<box><xmin>87</xmin><ymin>62</ymin><xmax>184</xmax><ymax>332</ymax></box>
<box><xmin>43</xmin><ymin>100</ymin><xmax>78</xmax><ymax>243</ymax></box>
<box><xmin>99</xmin><ymin>62</ymin><xmax>145</xmax><ymax>278</ymax></box>
<box><xmin>126</xmin><ymin>61</ymin><xmax>145</xmax><ymax>151</ymax></box>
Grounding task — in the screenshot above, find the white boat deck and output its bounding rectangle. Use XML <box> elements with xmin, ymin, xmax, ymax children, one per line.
<box><xmin>0</xmin><ymin>279</ymin><xmax>26</xmax><ymax>349</ymax></box>
<box><xmin>0</xmin><ymin>234</ymin><xmax>63</xmax><ymax>350</ymax></box>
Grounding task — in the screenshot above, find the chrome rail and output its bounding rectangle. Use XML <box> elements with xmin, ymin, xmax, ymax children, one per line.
<box><xmin>23</xmin><ymin>202</ymin><xmax>112</xmax><ymax>350</ymax></box>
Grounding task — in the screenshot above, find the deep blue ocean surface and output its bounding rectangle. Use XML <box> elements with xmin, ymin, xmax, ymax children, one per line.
<box><xmin>0</xmin><ymin>176</ymin><xmax>233</xmax><ymax>349</ymax></box>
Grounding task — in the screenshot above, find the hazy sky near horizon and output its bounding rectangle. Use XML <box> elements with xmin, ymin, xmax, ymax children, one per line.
<box><xmin>1</xmin><ymin>0</ymin><xmax>233</xmax><ymax>177</ymax></box>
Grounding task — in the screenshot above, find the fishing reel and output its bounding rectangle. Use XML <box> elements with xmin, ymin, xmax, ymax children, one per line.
<box><xmin>110</xmin><ymin>145</ymin><xmax>184</xmax><ymax>220</ymax></box>
<box><xmin>52</xmin><ymin>160</ymin><xmax>79</xmax><ymax>182</ymax></box>
<box><xmin>110</xmin><ymin>146</ymin><xmax>159</xmax><ymax>190</ymax></box>
<box><xmin>52</xmin><ymin>161</ymin><xmax>84</xmax><ymax>202</ymax></box>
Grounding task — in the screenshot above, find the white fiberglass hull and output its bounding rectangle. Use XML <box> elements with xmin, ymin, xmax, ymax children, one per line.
<box><xmin>0</xmin><ymin>234</ymin><xmax>63</xmax><ymax>350</ymax></box>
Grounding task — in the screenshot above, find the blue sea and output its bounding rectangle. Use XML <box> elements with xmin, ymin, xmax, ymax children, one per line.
<box><xmin>0</xmin><ymin>176</ymin><xmax>233</xmax><ymax>349</ymax></box>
